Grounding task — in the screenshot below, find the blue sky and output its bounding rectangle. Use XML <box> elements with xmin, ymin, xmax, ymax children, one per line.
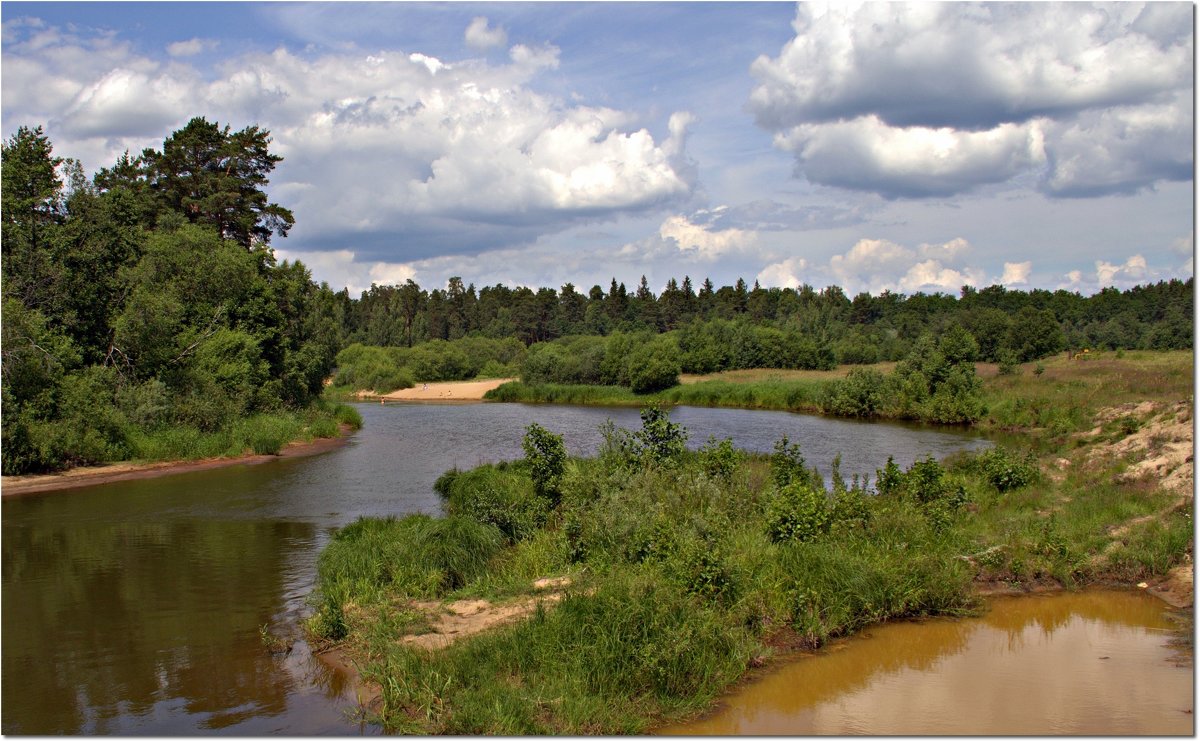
<box><xmin>2</xmin><ymin>2</ymin><xmax>1193</xmax><ymax>297</ymax></box>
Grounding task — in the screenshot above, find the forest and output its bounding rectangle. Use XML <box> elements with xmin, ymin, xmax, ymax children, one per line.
<box><xmin>1</xmin><ymin>120</ymin><xmax>356</xmax><ymax>475</ymax></box>
<box><xmin>2</xmin><ymin>119</ymin><xmax>1193</xmax><ymax>473</ymax></box>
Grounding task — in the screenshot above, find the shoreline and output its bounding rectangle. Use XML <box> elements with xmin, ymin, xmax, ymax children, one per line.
<box><xmin>0</xmin><ymin>425</ymin><xmax>355</xmax><ymax>497</ymax></box>
<box><xmin>315</xmin><ymin>576</ymin><xmax>1193</xmax><ymax>732</ymax></box>
<box><xmin>357</xmin><ymin>377</ymin><xmax>515</xmax><ymax>403</ymax></box>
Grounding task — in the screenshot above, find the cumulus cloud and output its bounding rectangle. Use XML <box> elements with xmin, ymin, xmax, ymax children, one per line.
<box><xmin>1001</xmin><ymin>261</ymin><xmax>1032</xmax><ymax>286</ymax></box>
<box><xmin>756</xmin><ymin>257</ymin><xmax>809</xmax><ymax>290</ymax></box>
<box><xmin>464</xmin><ymin>17</ymin><xmax>507</xmax><ymax>50</ymax></box>
<box><xmin>750</xmin><ymin>2</ymin><xmax>1194</xmax><ymax>199</ymax></box>
<box><xmin>821</xmin><ymin>236</ymin><xmax>986</xmax><ymax>295</ymax></box>
<box><xmin>166</xmin><ymin>38</ymin><xmax>217</xmax><ymax>57</ymax></box>
<box><xmin>2</xmin><ymin>20</ymin><xmax>696</xmax><ymax>262</ymax></box>
<box><xmin>617</xmin><ymin>213</ymin><xmax>757</xmax><ymax>263</ymax></box>
<box><xmin>1042</xmin><ymin>89</ymin><xmax>1194</xmax><ymax>197</ymax></box>
<box><xmin>1058</xmin><ymin>253</ymin><xmax>1174</xmax><ymax>293</ymax></box>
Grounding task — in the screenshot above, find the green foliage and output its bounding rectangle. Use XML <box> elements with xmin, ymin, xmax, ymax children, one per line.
<box><xmin>765</xmin><ymin>482</ymin><xmax>831</xmax><ymax>543</ymax></box>
<box><xmin>628</xmin><ymin>341</ymin><xmax>682</xmax><ymax>394</ymax></box>
<box><xmin>438</xmin><ymin>464</ymin><xmax>549</xmax><ymax>544</ymax></box>
<box><xmin>317</xmin><ymin>514</ymin><xmax>505</xmax><ymax>608</ymax></box>
<box><xmin>820</xmin><ymin>367</ymin><xmax>885</xmax><ymax>417</ymax></box>
<box><xmin>769</xmin><ymin>435</ymin><xmax>822</xmax><ymax>490</ymax></box>
<box><xmin>997</xmin><ymin>350</ymin><xmax>1020</xmax><ymax>375</ymax></box>
<box><xmin>699</xmin><ymin>435</ymin><xmax>742</xmax><ymax>483</ymax></box>
<box><xmin>973</xmin><ymin>447</ymin><xmax>1039</xmax><ymax>492</ymax></box>
<box><xmin>633</xmin><ymin>406</ymin><xmax>688</xmax><ymax>465</ymax></box>
<box><xmin>522</xmin><ymin>423</ymin><xmax>567</xmax><ymax>505</ymax></box>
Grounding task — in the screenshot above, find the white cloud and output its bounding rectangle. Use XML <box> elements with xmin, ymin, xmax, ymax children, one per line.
<box><xmin>1042</xmin><ymin>89</ymin><xmax>1194</xmax><ymax>197</ymax></box>
<box><xmin>657</xmin><ymin>214</ymin><xmax>756</xmax><ymax>260</ymax></box>
<box><xmin>1170</xmin><ymin>230</ymin><xmax>1194</xmax><ymax>256</ymax></box>
<box><xmin>774</xmin><ymin>115</ymin><xmax>1047</xmax><ymax>199</ymax></box>
<box><xmin>756</xmin><ymin>257</ymin><xmax>809</xmax><ymax>290</ymax></box>
<box><xmin>1058</xmin><ymin>252</ymin><xmax>1173</xmax><ymax>293</ymax></box>
<box><xmin>166</xmin><ymin>38</ymin><xmax>216</xmax><ymax>58</ymax></box>
<box><xmin>465</xmin><ymin>17</ymin><xmax>507</xmax><ymax>51</ymax></box>
<box><xmin>826</xmin><ymin>236</ymin><xmax>984</xmax><ymax>294</ymax></box>
<box><xmin>1001</xmin><ymin>261</ymin><xmax>1032</xmax><ymax>285</ymax></box>
<box><xmin>1096</xmin><ymin>254</ymin><xmax>1149</xmax><ymax>287</ymax></box>
<box><xmin>750</xmin><ymin>2</ymin><xmax>1194</xmax><ymax>199</ymax></box>
<box><xmin>2</xmin><ymin>22</ymin><xmax>696</xmax><ymax>262</ymax></box>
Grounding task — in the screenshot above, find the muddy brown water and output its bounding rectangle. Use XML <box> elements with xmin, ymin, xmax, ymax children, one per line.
<box><xmin>661</xmin><ymin>589</ymin><xmax>1194</xmax><ymax>736</ymax></box>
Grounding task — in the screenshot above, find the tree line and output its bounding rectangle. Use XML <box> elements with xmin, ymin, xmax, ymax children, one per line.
<box><xmin>2</xmin><ymin>120</ymin><xmax>348</xmax><ymax>474</ymax></box>
<box><xmin>343</xmin><ymin>272</ymin><xmax>1192</xmax><ymax>366</ymax></box>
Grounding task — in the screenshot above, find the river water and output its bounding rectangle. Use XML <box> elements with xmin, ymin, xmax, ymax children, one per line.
<box><xmin>662</xmin><ymin>590</ymin><xmax>1194</xmax><ymax>735</ymax></box>
<box><xmin>0</xmin><ymin>402</ymin><xmax>1180</xmax><ymax>734</ymax></box>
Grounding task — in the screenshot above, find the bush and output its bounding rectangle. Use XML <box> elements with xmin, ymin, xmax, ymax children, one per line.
<box><xmin>523</xmin><ymin>423</ymin><xmax>567</xmax><ymax>504</ymax></box>
<box><xmin>766</xmin><ymin>482</ymin><xmax>831</xmax><ymax>543</ymax></box>
<box><xmin>633</xmin><ymin>406</ymin><xmax>687</xmax><ymax>465</ymax></box>
<box><xmin>439</xmin><ymin>465</ymin><xmax>549</xmax><ymax>544</ymax></box>
<box><xmin>699</xmin><ymin>436</ymin><xmax>742</xmax><ymax>483</ymax></box>
<box><xmin>820</xmin><ymin>368</ymin><xmax>886</xmax><ymax>417</ymax></box>
<box><xmin>975</xmin><ymin>447</ymin><xmax>1039</xmax><ymax>492</ymax></box>
<box><xmin>627</xmin><ymin>343</ymin><xmax>681</xmax><ymax>394</ymax></box>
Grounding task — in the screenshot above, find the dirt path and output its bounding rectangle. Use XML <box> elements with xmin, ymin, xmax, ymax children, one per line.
<box><xmin>359</xmin><ymin>378</ymin><xmax>515</xmax><ymax>403</ymax></box>
<box><xmin>403</xmin><ymin>577</ymin><xmax>573</xmax><ymax>649</ymax></box>
<box><xmin>1</xmin><ymin>427</ymin><xmax>354</xmax><ymax>497</ymax></box>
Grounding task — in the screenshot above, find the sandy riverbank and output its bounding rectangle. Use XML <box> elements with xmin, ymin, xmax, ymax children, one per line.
<box><xmin>361</xmin><ymin>378</ymin><xmax>515</xmax><ymax>403</ymax></box>
<box><xmin>0</xmin><ymin>426</ymin><xmax>355</xmax><ymax>497</ymax></box>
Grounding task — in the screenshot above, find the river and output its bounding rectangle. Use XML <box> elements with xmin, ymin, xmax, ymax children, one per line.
<box><xmin>0</xmin><ymin>402</ymin><xmax>1181</xmax><ymax>734</ymax></box>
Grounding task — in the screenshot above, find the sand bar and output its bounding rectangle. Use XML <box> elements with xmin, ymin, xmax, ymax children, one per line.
<box><xmin>366</xmin><ymin>378</ymin><xmax>515</xmax><ymax>403</ymax></box>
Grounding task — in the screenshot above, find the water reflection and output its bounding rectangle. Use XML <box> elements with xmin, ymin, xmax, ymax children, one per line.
<box><xmin>663</xmin><ymin>590</ymin><xmax>1193</xmax><ymax>736</ymax></box>
<box><xmin>2</xmin><ymin>402</ymin><xmax>988</xmax><ymax>734</ymax></box>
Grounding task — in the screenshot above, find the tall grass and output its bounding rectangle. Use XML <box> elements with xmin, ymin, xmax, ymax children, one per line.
<box><xmin>122</xmin><ymin>404</ymin><xmax>355</xmax><ymax>462</ymax></box>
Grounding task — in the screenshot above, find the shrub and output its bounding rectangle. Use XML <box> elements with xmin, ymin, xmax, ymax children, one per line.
<box><xmin>633</xmin><ymin>406</ymin><xmax>687</xmax><ymax>465</ymax></box>
<box><xmin>523</xmin><ymin>423</ymin><xmax>567</xmax><ymax>505</ymax></box>
<box><xmin>699</xmin><ymin>436</ymin><xmax>741</xmax><ymax>483</ymax></box>
<box><xmin>766</xmin><ymin>481</ymin><xmax>831</xmax><ymax>543</ymax></box>
<box><xmin>439</xmin><ymin>465</ymin><xmax>549</xmax><ymax>544</ymax></box>
<box><xmin>627</xmin><ymin>343</ymin><xmax>681</xmax><ymax>394</ymax></box>
<box><xmin>820</xmin><ymin>368</ymin><xmax>885</xmax><ymax>417</ymax></box>
<box><xmin>975</xmin><ymin>447</ymin><xmax>1039</xmax><ymax>492</ymax></box>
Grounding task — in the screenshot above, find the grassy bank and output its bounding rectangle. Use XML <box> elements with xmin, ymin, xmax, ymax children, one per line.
<box><xmin>38</xmin><ymin>399</ymin><xmax>364</xmax><ymax>469</ymax></box>
<box><xmin>486</xmin><ymin>351</ymin><xmax>1193</xmax><ymax>436</ymax></box>
<box><xmin>307</xmin><ymin>352</ymin><xmax>1192</xmax><ymax>733</ymax></box>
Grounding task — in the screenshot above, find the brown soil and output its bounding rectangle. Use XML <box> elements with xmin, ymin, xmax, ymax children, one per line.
<box><xmin>357</xmin><ymin>378</ymin><xmax>515</xmax><ymax>403</ymax></box>
<box><xmin>0</xmin><ymin>425</ymin><xmax>355</xmax><ymax>497</ymax></box>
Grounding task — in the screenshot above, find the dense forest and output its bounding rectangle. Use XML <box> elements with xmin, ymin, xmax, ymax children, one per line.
<box><xmin>1</xmin><ymin>120</ymin><xmax>353</xmax><ymax>474</ymax></box>
<box><xmin>2</xmin><ymin>119</ymin><xmax>1193</xmax><ymax>472</ymax></box>
<box><xmin>330</xmin><ymin>276</ymin><xmax>1192</xmax><ymax>401</ymax></box>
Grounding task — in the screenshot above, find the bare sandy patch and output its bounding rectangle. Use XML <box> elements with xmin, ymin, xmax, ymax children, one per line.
<box><xmin>400</xmin><ymin>576</ymin><xmax>578</xmax><ymax>650</ymax></box>
<box><xmin>360</xmin><ymin>378</ymin><xmax>515</xmax><ymax>403</ymax></box>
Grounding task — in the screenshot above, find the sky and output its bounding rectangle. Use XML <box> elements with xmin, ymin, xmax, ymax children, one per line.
<box><xmin>1</xmin><ymin>1</ymin><xmax>1194</xmax><ymax>297</ymax></box>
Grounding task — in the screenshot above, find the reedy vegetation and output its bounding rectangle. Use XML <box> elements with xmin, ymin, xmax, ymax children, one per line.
<box><xmin>309</xmin><ymin>352</ymin><xmax>1192</xmax><ymax>733</ymax></box>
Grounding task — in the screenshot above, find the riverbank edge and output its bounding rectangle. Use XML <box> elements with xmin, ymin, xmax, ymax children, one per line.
<box><xmin>315</xmin><ymin>573</ymin><xmax>1193</xmax><ymax>730</ymax></box>
<box><xmin>0</xmin><ymin>424</ymin><xmax>357</xmax><ymax>497</ymax></box>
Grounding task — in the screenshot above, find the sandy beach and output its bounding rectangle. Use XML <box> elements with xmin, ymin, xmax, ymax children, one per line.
<box><xmin>367</xmin><ymin>378</ymin><xmax>516</xmax><ymax>402</ymax></box>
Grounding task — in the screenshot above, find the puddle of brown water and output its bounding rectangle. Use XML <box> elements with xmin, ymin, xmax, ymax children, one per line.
<box><xmin>662</xmin><ymin>590</ymin><xmax>1193</xmax><ymax>736</ymax></box>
